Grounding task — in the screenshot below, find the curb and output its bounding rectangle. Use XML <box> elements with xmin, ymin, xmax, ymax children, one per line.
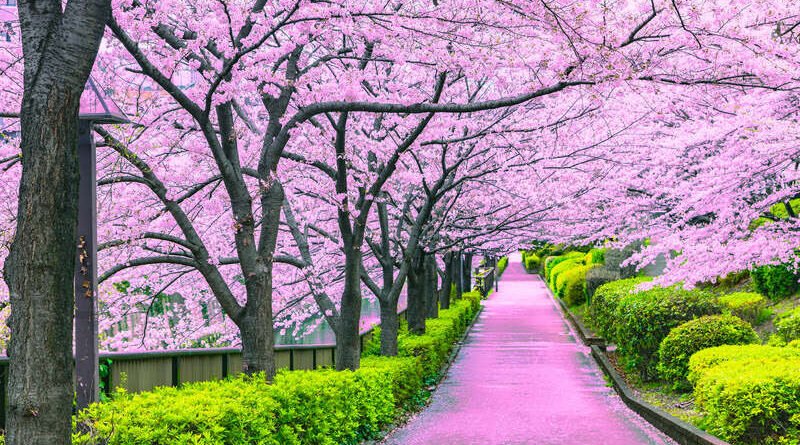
<box><xmin>543</xmin><ymin>278</ymin><xmax>730</xmax><ymax>445</ymax></box>
<box><xmin>589</xmin><ymin>346</ymin><xmax>729</xmax><ymax>445</ymax></box>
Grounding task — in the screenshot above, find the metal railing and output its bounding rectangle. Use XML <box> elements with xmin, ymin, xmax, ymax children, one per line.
<box><xmin>473</xmin><ymin>266</ymin><xmax>497</xmax><ymax>297</ymax></box>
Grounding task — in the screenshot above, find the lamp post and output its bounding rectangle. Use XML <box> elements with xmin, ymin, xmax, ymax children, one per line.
<box><xmin>75</xmin><ymin>77</ymin><xmax>129</xmax><ymax>410</ymax></box>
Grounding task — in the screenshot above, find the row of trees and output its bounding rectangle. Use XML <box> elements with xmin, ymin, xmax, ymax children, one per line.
<box><xmin>1</xmin><ymin>1</ymin><xmax>799</xmax><ymax>444</ymax></box>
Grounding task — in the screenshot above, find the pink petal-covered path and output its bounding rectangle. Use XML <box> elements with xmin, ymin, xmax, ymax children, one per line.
<box><xmin>382</xmin><ymin>254</ymin><xmax>675</xmax><ymax>445</ymax></box>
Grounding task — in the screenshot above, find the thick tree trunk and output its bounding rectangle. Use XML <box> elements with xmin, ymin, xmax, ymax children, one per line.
<box><xmin>462</xmin><ymin>252</ymin><xmax>473</xmax><ymax>292</ymax></box>
<box><xmin>5</xmin><ymin>2</ymin><xmax>110</xmax><ymax>442</ymax></box>
<box><xmin>407</xmin><ymin>252</ymin><xmax>427</xmax><ymax>335</ymax></box>
<box><xmin>239</xmin><ymin>290</ymin><xmax>276</xmax><ymax>379</ymax></box>
<box><xmin>378</xmin><ymin>298</ymin><xmax>400</xmax><ymax>356</ymax></box>
<box><xmin>336</xmin><ymin>247</ymin><xmax>363</xmax><ymax>371</ymax></box>
<box><xmin>440</xmin><ymin>252</ymin><xmax>454</xmax><ymax>309</ymax></box>
<box><xmin>425</xmin><ymin>254</ymin><xmax>439</xmax><ymax>318</ymax></box>
<box><xmin>5</xmin><ymin>86</ymin><xmax>80</xmax><ymax>445</ymax></box>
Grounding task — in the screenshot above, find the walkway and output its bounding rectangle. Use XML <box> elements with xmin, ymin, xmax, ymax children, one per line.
<box><xmin>382</xmin><ymin>254</ymin><xmax>675</xmax><ymax>445</ymax></box>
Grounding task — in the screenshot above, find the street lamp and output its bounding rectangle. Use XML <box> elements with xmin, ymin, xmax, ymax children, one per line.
<box><xmin>75</xmin><ymin>76</ymin><xmax>129</xmax><ymax>410</ymax></box>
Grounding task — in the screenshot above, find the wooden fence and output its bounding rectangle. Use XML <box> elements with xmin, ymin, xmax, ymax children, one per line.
<box><xmin>0</xmin><ymin>263</ymin><xmax>497</xmax><ymax>427</ymax></box>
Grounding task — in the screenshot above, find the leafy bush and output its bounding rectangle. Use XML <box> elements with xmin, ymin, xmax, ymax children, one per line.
<box><xmin>523</xmin><ymin>253</ymin><xmax>541</xmax><ymax>273</ymax></box>
<box><xmin>693</xmin><ymin>357</ymin><xmax>800</xmax><ymax>444</ymax></box>
<box><xmin>583</xmin><ymin>267</ymin><xmax>620</xmax><ymax>305</ymax></box>
<box><xmin>657</xmin><ymin>315</ymin><xmax>759</xmax><ymax>390</ymax></box>
<box><xmin>687</xmin><ymin>344</ymin><xmax>800</xmax><ymax>387</ymax></box>
<box><xmin>548</xmin><ymin>257</ymin><xmax>582</xmax><ymax>289</ymax></box>
<box><xmin>497</xmin><ymin>257</ymin><xmax>509</xmax><ymax>276</ymax></box>
<box><xmin>775</xmin><ymin>306</ymin><xmax>800</xmax><ymax>343</ymax></box>
<box><xmin>586</xmin><ymin>277</ymin><xmax>651</xmax><ymax>341</ymax></box>
<box><xmin>718</xmin><ymin>292</ymin><xmax>767</xmax><ymax>325</ymax></box>
<box><xmin>614</xmin><ymin>285</ymin><xmax>719</xmax><ymax>379</ymax></box>
<box><xmin>73</xmin><ymin>289</ymin><xmax>481</xmax><ymax>444</ymax></box>
<box><xmin>544</xmin><ymin>252</ymin><xmax>584</xmax><ymax>280</ymax></box>
<box><xmin>751</xmin><ymin>264</ymin><xmax>798</xmax><ymax>301</ymax></box>
<box><xmin>557</xmin><ymin>265</ymin><xmax>592</xmax><ymax>306</ymax></box>
<box><xmin>585</xmin><ymin>248</ymin><xmax>605</xmax><ymax>265</ymax></box>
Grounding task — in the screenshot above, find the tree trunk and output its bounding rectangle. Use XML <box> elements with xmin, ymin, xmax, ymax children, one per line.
<box><xmin>5</xmin><ymin>2</ymin><xmax>110</xmax><ymax>442</ymax></box>
<box><xmin>462</xmin><ymin>252</ymin><xmax>473</xmax><ymax>292</ymax></box>
<box><xmin>440</xmin><ymin>252</ymin><xmax>454</xmax><ymax>309</ymax></box>
<box><xmin>239</xmin><ymin>289</ymin><xmax>276</xmax><ymax>380</ymax></box>
<box><xmin>425</xmin><ymin>254</ymin><xmax>439</xmax><ymax>318</ymax></box>
<box><xmin>454</xmin><ymin>251</ymin><xmax>463</xmax><ymax>300</ymax></box>
<box><xmin>336</xmin><ymin>247</ymin><xmax>363</xmax><ymax>371</ymax></box>
<box><xmin>5</xmin><ymin>86</ymin><xmax>80</xmax><ymax>445</ymax></box>
<box><xmin>378</xmin><ymin>298</ymin><xmax>400</xmax><ymax>356</ymax></box>
<box><xmin>407</xmin><ymin>252</ymin><xmax>427</xmax><ymax>335</ymax></box>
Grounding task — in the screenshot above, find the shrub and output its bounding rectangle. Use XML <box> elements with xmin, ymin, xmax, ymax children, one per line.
<box><xmin>557</xmin><ymin>265</ymin><xmax>592</xmax><ymax>306</ymax></box>
<box><xmin>687</xmin><ymin>344</ymin><xmax>800</xmax><ymax>386</ymax></box>
<box><xmin>497</xmin><ymin>257</ymin><xmax>509</xmax><ymax>276</ymax></box>
<box><xmin>775</xmin><ymin>306</ymin><xmax>800</xmax><ymax>343</ymax></box>
<box><xmin>587</xmin><ymin>277</ymin><xmax>651</xmax><ymax>341</ymax></box>
<box><xmin>657</xmin><ymin>315</ymin><xmax>759</xmax><ymax>390</ymax></box>
<box><xmin>73</xmin><ymin>288</ymin><xmax>482</xmax><ymax>445</ymax></box>
<box><xmin>751</xmin><ymin>264</ymin><xmax>798</xmax><ymax>301</ymax></box>
<box><xmin>548</xmin><ymin>257</ymin><xmax>582</xmax><ymax>290</ymax></box>
<box><xmin>583</xmin><ymin>267</ymin><xmax>621</xmax><ymax>305</ymax></box>
<box><xmin>585</xmin><ymin>248</ymin><xmax>605</xmax><ymax>265</ymax></box>
<box><xmin>614</xmin><ymin>285</ymin><xmax>719</xmax><ymax>379</ymax></box>
<box><xmin>523</xmin><ymin>253</ymin><xmax>541</xmax><ymax>273</ymax></box>
<box><xmin>693</xmin><ymin>357</ymin><xmax>800</xmax><ymax>444</ymax></box>
<box><xmin>718</xmin><ymin>292</ymin><xmax>767</xmax><ymax>325</ymax></box>
<box><xmin>544</xmin><ymin>252</ymin><xmax>584</xmax><ymax>280</ymax></box>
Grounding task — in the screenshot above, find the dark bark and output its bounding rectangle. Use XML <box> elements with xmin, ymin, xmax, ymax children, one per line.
<box><xmin>335</xmin><ymin>247</ymin><xmax>363</xmax><ymax>371</ymax></box>
<box><xmin>5</xmin><ymin>1</ymin><xmax>110</xmax><ymax>444</ymax></box>
<box><xmin>454</xmin><ymin>251</ymin><xmax>463</xmax><ymax>300</ymax></box>
<box><xmin>378</xmin><ymin>299</ymin><xmax>400</xmax><ymax>356</ymax></box>
<box><xmin>440</xmin><ymin>252</ymin><xmax>454</xmax><ymax>309</ymax></box>
<box><xmin>462</xmin><ymin>252</ymin><xmax>474</xmax><ymax>292</ymax></box>
<box><xmin>407</xmin><ymin>251</ymin><xmax>427</xmax><ymax>335</ymax></box>
<box><xmin>425</xmin><ymin>254</ymin><xmax>439</xmax><ymax>318</ymax></box>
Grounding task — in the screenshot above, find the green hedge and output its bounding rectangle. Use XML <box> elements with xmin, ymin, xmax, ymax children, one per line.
<box><xmin>72</xmin><ymin>294</ymin><xmax>481</xmax><ymax>444</ymax></box>
<box><xmin>775</xmin><ymin>306</ymin><xmax>800</xmax><ymax>343</ymax></box>
<box><xmin>585</xmin><ymin>248</ymin><xmax>605</xmax><ymax>265</ymax></box>
<box><xmin>718</xmin><ymin>292</ymin><xmax>766</xmax><ymax>325</ymax></box>
<box><xmin>586</xmin><ymin>277</ymin><xmax>651</xmax><ymax>341</ymax></box>
<box><xmin>693</xmin><ymin>357</ymin><xmax>800</xmax><ymax>444</ymax></box>
<box><xmin>614</xmin><ymin>285</ymin><xmax>719</xmax><ymax>380</ymax></box>
<box><xmin>687</xmin><ymin>344</ymin><xmax>800</xmax><ymax>388</ymax></box>
<box><xmin>656</xmin><ymin>315</ymin><xmax>759</xmax><ymax>390</ymax></box>
<box><xmin>751</xmin><ymin>264</ymin><xmax>798</xmax><ymax>301</ymax></box>
<box><xmin>497</xmin><ymin>257</ymin><xmax>509</xmax><ymax>276</ymax></box>
<box><xmin>548</xmin><ymin>257</ymin><xmax>582</xmax><ymax>288</ymax></box>
<box><xmin>544</xmin><ymin>252</ymin><xmax>584</xmax><ymax>280</ymax></box>
<box><xmin>556</xmin><ymin>264</ymin><xmax>592</xmax><ymax>306</ymax></box>
<box><xmin>523</xmin><ymin>253</ymin><xmax>540</xmax><ymax>272</ymax></box>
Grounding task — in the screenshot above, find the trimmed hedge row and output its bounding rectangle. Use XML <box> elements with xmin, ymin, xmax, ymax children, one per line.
<box><xmin>656</xmin><ymin>314</ymin><xmax>758</xmax><ymax>390</ymax></box>
<box><xmin>70</xmin><ymin>295</ymin><xmax>482</xmax><ymax>444</ymax></box>
<box><xmin>543</xmin><ymin>249</ymin><xmax>606</xmax><ymax>307</ymax></box>
<box><xmin>497</xmin><ymin>256</ymin><xmax>509</xmax><ymax>276</ymax></box>
<box><xmin>613</xmin><ymin>285</ymin><xmax>720</xmax><ymax>379</ymax></box>
<box><xmin>586</xmin><ymin>276</ymin><xmax>651</xmax><ymax>341</ymax></box>
<box><xmin>688</xmin><ymin>345</ymin><xmax>800</xmax><ymax>444</ymax></box>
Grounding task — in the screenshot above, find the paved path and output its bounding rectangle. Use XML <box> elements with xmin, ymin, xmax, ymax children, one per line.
<box><xmin>382</xmin><ymin>254</ymin><xmax>675</xmax><ymax>445</ymax></box>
